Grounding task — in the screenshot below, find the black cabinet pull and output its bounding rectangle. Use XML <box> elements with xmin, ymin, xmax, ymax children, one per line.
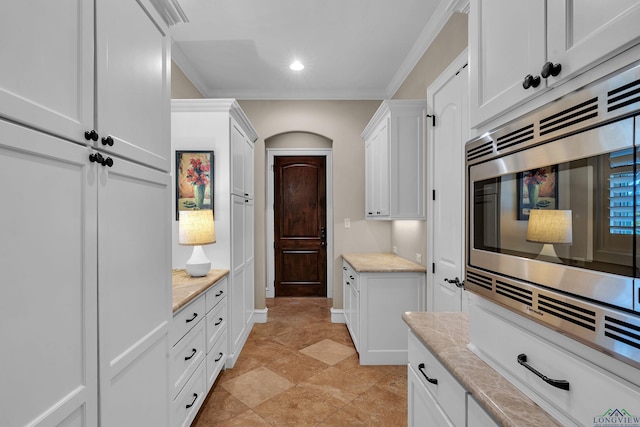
<box><xmin>215</xmin><ymin>352</ymin><xmax>223</xmax><ymax>362</ymax></box>
<box><xmin>517</xmin><ymin>353</ymin><xmax>570</xmax><ymax>390</ymax></box>
<box><xmin>184</xmin><ymin>348</ymin><xmax>197</xmax><ymax>361</ymax></box>
<box><xmin>186</xmin><ymin>393</ymin><xmax>198</xmax><ymax>409</ymax></box>
<box><xmin>522</xmin><ymin>74</ymin><xmax>541</xmax><ymax>89</ymax></box>
<box><xmin>101</xmin><ymin>136</ymin><xmax>114</xmax><ymax>146</ymax></box>
<box><xmin>89</xmin><ymin>153</ymin><xmax>104</xmax><ymax>164</ymax></box>
<box><xmin>214</xmin><ymin>318</ymin><xmax>223</xmax><ymax>326</ymax></box>
<box><xmin>444</xmin><ymin>277</ymin><xmax>465</xmax><ymax>288</ymax></box>
<box><xmin>346</xmin><ymin>281</ymin><xmax>351</xmax><ymax>286</ymax></box>
<box><xmin>102</xmin><ymin>157</ymin><xmax>113</xmax><ymax>167</ymax></box>
<box><xmin>84</xmin><ymin>130</ymin><xmax>99</xmax><ymax>141</ymax></box>
<box><xmin>541</xmin><ymin>62</ymin><xmax>562</xmax><ymax>78</ymax></box>
<box><xmin>185</xmin><ymin>313</ymin><xmax>198</xmax><ymax>323</ymax></box>
<box><xmin>418</xmin><ymin>363</ymin><xmax>438</xmax><ymax>385</ymax></box>
<box><xmin>215</xmin><ymin>290</ymin><xmax>224</xmax><ymax>297</ymax></box>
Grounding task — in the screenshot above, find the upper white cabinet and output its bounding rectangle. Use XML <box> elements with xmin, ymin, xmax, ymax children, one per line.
<box><xmin>0</xmin><ymin>0</ymin><xmax>171</xmax><ymax>172</ymax></box>
<box><xmin>231</xmin><ymin>118</ymin><xmax>255</xmax><ymax>199</ymax></box>
<box><xmin>362</xmin><ymin>100</ymin><xmax>426</xmax><ymax>220</ymax></box>
<box><xmin>470</xmin><ymin>0</ymin><xmax>640</xmax><ymax>128</ymax></box>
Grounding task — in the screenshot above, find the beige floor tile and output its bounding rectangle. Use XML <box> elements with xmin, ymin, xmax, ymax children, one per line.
<box><xmin>221</xmin><ymin>366</ymin><xmax>293</xmax><ymax>408</ymax></box>
<box><xmin>340</xmin><ymin>384</ymin><xmax>408</xmax><ymax>425</ymax></box>
<box><xmin>265</xmin><ymin>350</ymin><xmax>329</xmax><ymax>383</ymax></box>
<box><xmin>216</xmin><ymin>409</ymin><xmax>271</xmax><ymax>426</ymax></box>
<box><xmin>192</xmin><ymin>389</ymin><xmax>249</xmax><ymax>425</ymax></box>
<box><xmin>299</xmin><ymin>366</ymin><xmax>374</xmax><ymax>408</ymax></box>
<box><xmin>299</xmin><ymin>338</ymin><xmax>356</xmax><ymax>365</ymax></box>
<box><xmin>253</xmin><ymin>385</ymin><xmax>339</xmax><ymax>426</ymax></box>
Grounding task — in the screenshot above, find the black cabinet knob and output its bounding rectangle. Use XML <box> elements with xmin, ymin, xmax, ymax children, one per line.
<box><xmin>541</xmin><ymin>62</ymin><xmax>562</xmax><ymax>79</ymax></box>
<box><xmin>89</xmin><ymin>152</ymin><xmax>104</xmax><ymax>163</ymax></box>
<box><xmin>101</xmin><ymin>136</ymin><xmax>114</xmax><ymax>146</ymax></box>
<box><xmin>522</xmin><ymin>74</ymin><xmax>541</xmax><ymax>89</ymax></box>
<box><xmin>84</xmin><ymin>130</ymin><xmax>99</xmax><ymax>141</ymax></box>
<box><xmin>102</xmin><ymin>157</ymin><xmax>114</xmax><ymax>167</ymax></box>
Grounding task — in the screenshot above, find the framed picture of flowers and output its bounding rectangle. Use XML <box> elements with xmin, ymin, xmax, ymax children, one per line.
<box><xmin>517</xmin><ymin>165</ymin><xmax>558</xmax><ymax>220</ymax></box>
<box><xmin>175</xmin><ymin>150</ymin><xmax>214</xmax><ymax>220</ymax></box>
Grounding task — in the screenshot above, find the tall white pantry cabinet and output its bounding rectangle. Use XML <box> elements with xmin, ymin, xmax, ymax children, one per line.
<box><xmin>0</xmin><ymin>1</ymin><xmax>173</xmax><ymax>426</ymax></box>
<box><xmin>171</xmin><ymin>99</ymin><xmax>258</xmax><ymax>369</ymax></box>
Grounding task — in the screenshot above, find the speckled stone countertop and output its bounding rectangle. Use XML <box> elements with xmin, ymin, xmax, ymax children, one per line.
<box><xmin>403</xmin><ymin>312</ymin><xmax>561</xmax><ymax>427</ymax></box>
<box><xmin>342</xmin><ymin>253</ymin><xmax>427</xmax><ymax>273</ymax></box>
<box><xmin>172</xmin><ymin>269</ymin><xmax>229</xmax><ymax>312</ymax></box>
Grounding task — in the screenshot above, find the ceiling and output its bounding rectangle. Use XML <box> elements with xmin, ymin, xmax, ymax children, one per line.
<box><xmin>169</xmin><ymin>0</ymin><xmax>465</xmax><ymax>100</ymax></box>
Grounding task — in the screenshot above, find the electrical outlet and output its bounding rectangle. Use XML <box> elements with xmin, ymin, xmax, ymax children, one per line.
<box><xmin>392</xmin><ymin>246</ymin><xmax>397</xmax><ymax>254</ymax></box>
<box><xmin>416</xmin><ymin>253</ymin><xmax>422</xmax><ymax>263</ymax></box>
<box><xmin>344</xmin><ymin>218</ymin><xmax>351</xmax><ymax>228</ymax></box>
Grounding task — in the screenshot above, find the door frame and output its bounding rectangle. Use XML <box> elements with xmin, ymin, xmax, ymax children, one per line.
<box><xmin>266</xmin><ymin>148</ymin><xmax>333</xmax><ymax>298</ymax></box>
<box><xmin>426</xmin><ymin>48</ymin><xmax>469</xmax><ymax>311</ymax></box>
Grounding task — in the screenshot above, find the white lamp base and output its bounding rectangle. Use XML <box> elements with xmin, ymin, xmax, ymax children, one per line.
<box><xmin>186</xmin><ymin>245</ymin><xmax>211</xmax><ymax>277</ymax></box>
<box><xmin>535</xmin><ymin>243</ymin><xmax>562</xmax><ymax>263</ymax></box>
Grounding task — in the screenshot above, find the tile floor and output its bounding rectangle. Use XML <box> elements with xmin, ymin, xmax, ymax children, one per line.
<box><xmin>192</xmin><ymin>297</ymin><xmax>408</xmax><ymax>426</ymax></box>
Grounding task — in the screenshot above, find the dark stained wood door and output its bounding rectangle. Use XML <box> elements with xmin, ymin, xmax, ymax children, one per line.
<box><xmin>274</xmin><ymin>156</ymin><xmax>327</xmax><ymax>297</ymax></box>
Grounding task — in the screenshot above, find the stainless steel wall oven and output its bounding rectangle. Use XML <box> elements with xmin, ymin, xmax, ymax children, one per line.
<box><xmin>465</xmin><ymin>62</ymin><xmax>640</xmax><ymax>368</ymax></box>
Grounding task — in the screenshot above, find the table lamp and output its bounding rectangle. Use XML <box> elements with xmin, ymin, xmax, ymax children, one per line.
<box><xmin>179</xmin><ymin>210</ymin><xmax>216</xmax><ymax>276</ymax></box>
<box><xmin>526</xmin><ymin>209</ymin><xmax>572</xmax><ymax>263</ymax></box>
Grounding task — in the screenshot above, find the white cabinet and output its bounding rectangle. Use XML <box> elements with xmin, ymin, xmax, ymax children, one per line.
<box><xmin>170</xmin><ymin>277</ymin><xmax>228</xmax><ymax>427</ymax></box>
<box><xmin>470</xmin><ymin>0</ymin><xmax>640</xmax><ymax>128</ymax></box>
<box><xmin>0</xmin><ymin>0</ymin><xmax>171</xmax><ymax>172</ymax></box>
<box><xmin>362</xmin><ymin>100</ymin><xmax>425</xmax><ymax>220</ymax></box>
<box><xmin>171</xmin><ymin>99</ymin><xmax>258</xmax><ymax>369</ymax></box>
<box><xmin>408</xmin><ymin>331</ymin><xmax>498</xmax><ymax>427</ymax></box>
<box><xmin>0</xmin><ymin>2</ymin><xmax>174</xmax><ymax>425</ymax></box>
<box><xmin>342</xmin><ymin>259</ymin><xmax>425</xmax><ymax>365</ymax></box>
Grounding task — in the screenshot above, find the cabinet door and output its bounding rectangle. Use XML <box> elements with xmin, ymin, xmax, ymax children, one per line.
<box><xmin>97</xmin><ymin>156</ymin><xmax>171</xmax><ymax>426</ymax></box>
<box><xmin>231</xmin><ymin>120</ymin><xmax>246</xmax><ymax>197</ymax></box>
<box><xmin>244</xmin><ymin>138</ymin><xmax>255</xmax><ymax>199</ymax></box>
<box><xmin>0</xmin><ymin>121</ymin><xmax>98</xmax><ymax>427</ymax></box>
<box><xmin>547</xmin><ymin>1</ymin><xmax>640</xmax><ymax>86</ymax></box>
<box><xmin>364</xmin><ymin>137</ymin><xmax>376</xmax><ymax>217</ymax></box>
<box><xmin>231</xmin><ymin>195</ymin><xmax>246</xmax><ymax>354</ymax></box>
<box><xmin>349</xmin><ymin>283</ymin><xmax>360</xmax><ymax>351</ymax></box>
<box><xmin>373</xmin><ymin>120</ymin><xmax>390</xmax><ymax>216</ymax></box>
<box><xmin>0</xmin><ymin>0</ymin><xmax>94</xmax><ymax>143</ymax></box>
<box><xmin>470</xmin><ymin>0</ymin><xmax>546</xmax><ymax>127</ymax></box>
<box><xmin>408</xmin><ymin>366</ymin><xmax>453</xmax><ymax>427</ymax></box>
<box><xmin>244</xmin><ymin>199</ymin><xmax>255</xmax><ymax>327</ymax></box>
<box><xmin>467</xmin><ymin>395</ymin><xmax>499</xmax><ymax>427</ymax></box>
<box><xmin>95</xmin><ymin>0</ymin><xmax>171</xmax><ymax>171</ymax></box>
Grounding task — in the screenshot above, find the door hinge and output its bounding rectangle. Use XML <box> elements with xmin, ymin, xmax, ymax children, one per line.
<box><xmin>432</xmin><ymin>263</ymin><xmax>436</xmax><ymax>274</ymax></box>
<box><xmin>426</xmin><ymin>114</ymin><xmax>436</xmax><ymax>127</ymax></box>
<box><xmin>432</xmin><ymin>190</ymin><xmax>436</xmax><ymax>201</ymax></box>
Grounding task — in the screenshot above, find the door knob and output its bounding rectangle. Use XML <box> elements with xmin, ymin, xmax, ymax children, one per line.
<box><xmin>444</xmin><ymin>277</ymin><xmax>464</xmax><ymax>288</ymax></box>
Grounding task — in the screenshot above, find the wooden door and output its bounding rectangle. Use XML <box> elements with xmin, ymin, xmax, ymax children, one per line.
<box><xmin>274</xmin><ymin>156</ymin><xmax>327</xmax><ymax>297</ymax></box>
<box><xmin>428</xmin><ymin>54</ymin><xmax>468</xmax><ymax>312</ymax></box>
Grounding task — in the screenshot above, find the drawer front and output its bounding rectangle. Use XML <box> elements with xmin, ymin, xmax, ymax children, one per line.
<box><xmin>171</xmin><ymin>296</ymin><xmax>206</xmax><ymax>346</ymax></box>
<box><xmin>342</xmin><ymin>261</ymin><xmax>359</xmax><ymax>290</ymax></box>
<box><xmin>206</xmin><ymin>330</ymin><xmax>228</xmax><ymax>390</ymax></box>
<box><xmin>408</xmin><ymin>365</ymin><xmax>454</xmax><ymax>427</ymax></box>
<box><xmin>171</xmin><ymin>359</ymin><xmax>206</xmax><ymax>427</ymax></box>
<box><xmin>467</xmin><ymin>394</ymin><xmax>498</xmax><ymax>427</ymax></box>
<box><xmin>205</xmin><ymin>277</ymin><xmax>228</xmax><ymax>313</ymax></box>
<box><xmin>171</xmin><ymin>319</ymin><xmax>206</xmax><ymax>399</ymax></box>
<box><xmin>408</xmin><ymin>331</ymin><xmax>466</xmax><ymax>427</ymax></box>
<box><xmin>470</xmin><ymin>305</ymin><xmax>640</xmax><ymax>426</ymax></box>
<box><xmin>206</xmin><ymin>299</ymin><xmax>227</xmax><ymax>352</ymax></box>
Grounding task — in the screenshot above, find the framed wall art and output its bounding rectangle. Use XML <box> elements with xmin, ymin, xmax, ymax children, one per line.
<box><xmin>175</xmin><ymin>150</ymin><xmax>214</xmax><ymax>220</ymax></box>
<box><xmin>517</xmin><ymin>165</ymin><xmax>558</xmax><ymax>220</ymax></box>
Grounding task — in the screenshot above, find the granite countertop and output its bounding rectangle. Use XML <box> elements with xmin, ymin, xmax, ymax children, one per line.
<box><xmin>403</xmin><ymin>312</ymin><xmax>561</xmax><ymax>427</ymax></box>
<box><xmin>342</xmin><ymin>252</ymin><xmax>427</xmax><ymax>273</ymax></box>
<box><xmin>172</xmin><ymin>269</ymin><xmax>229</xmax><ymax>312</ymax></box>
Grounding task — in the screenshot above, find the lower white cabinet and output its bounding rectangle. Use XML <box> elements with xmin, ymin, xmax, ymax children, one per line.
<box><xmin>408</xmin><ymin>331</ymin><xmax>498</xmax><ymax>427</ymax></box>
<box><xmin>170</xmin><ymin>277</ymin><xmax>228</xmax><ymax>427</ymax></box>
<box><xmin>342</xmin><ymin>259</ymin><xmax>425</xmax><ymax>364</ymax></box>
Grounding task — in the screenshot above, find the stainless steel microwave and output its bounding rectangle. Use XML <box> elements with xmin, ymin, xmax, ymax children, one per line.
<box><xmin>465</xmin><ymin>61</ymin><xmax>640</xmax><ymax>368</ymax></box>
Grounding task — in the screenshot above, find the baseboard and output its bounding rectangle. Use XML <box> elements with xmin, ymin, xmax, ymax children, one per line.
<box><xmin>331</xmin><ymin>307</ymin><xmax>345</xmax><ymax>323</ymax></box>
<box><xmin>254</xmin><ymin>308</ymin><xmax>268</xmax><ymax>323</ymax></box>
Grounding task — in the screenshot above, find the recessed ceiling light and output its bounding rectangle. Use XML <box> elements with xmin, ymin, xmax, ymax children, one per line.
<box><xmin>290</xmin><ymin>60</ymin><xmax>304</xmax><ymax>71</ymax></box>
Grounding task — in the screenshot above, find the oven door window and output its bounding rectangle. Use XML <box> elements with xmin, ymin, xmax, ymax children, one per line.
<box><xmin>472</xmin><ymin>148</ymin><xmax>637</xmax><ymax>277</ymax></box>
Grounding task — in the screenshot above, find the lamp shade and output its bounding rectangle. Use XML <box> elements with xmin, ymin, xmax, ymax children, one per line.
<box><xmin>526</xmin><ymin>210</ymin><xmax>573</xmax><ymax>244</ymax></box>
<box><xmin>178</xmin><ymin>210</ymin><xmax>216</xmax><ymax>246</ymax></box>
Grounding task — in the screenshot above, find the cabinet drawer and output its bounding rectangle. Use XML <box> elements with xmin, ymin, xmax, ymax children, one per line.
<box><xmin>467</xmin><ymin>394</ymin><xmax>498</xmax><ymax>427</ymax></box>
<box><xmin>171</xmin><ymin>359</ymin><xmax>207</xmax><ymax>427</ymax></box>
<box><xmin>408</xmin><ymin>331</ymin><xmax>466</xmax><ymax>427</ymax></box>
<box><xmin>171</xmin><ymin>318</ymin><xmax>206</xmax><ymax>399</ymax></box>
<box><xmin>206</xmin><ymin>299</ymin><xmax>227</xmax><ymax>352</ymax></box>
<box><xmin>205</xmin><ymin>277</ymin><xmax>227</xmax><ymax>313</ymax></box>
<box><xmin>171</xmin><ymin>296</ymin><xmax>206</xmax><ymax>347</ymax></box>
<box><xmin>206</xmin><ymin>330</ymin><xmax>228</xmax><ymax>390</ymax></box>
<box><xmin>470</xmin><ymin>305</ymin><xmax>640</xmax><ymax>426</ymax></box>
<box><xmin>342</xmin><ymin>261</ymin><xmax>359</xmax><ymax>290</ymax></box>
